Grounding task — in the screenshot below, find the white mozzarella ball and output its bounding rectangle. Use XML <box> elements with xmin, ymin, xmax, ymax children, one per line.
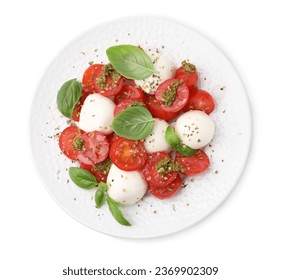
<box><xmin>175</xmin><ymin>110</ymin><xmax>215</xmax><ymax>149</ymax></box>
<box><xmin>107</xmin><ymin>164</ymin><xmax>148</xmax><ymax>205</ymax></box>
<box><xmin>135</xmin><ymin>50</ymin><xmax>176</xmax><ymax>94</ymax></box>
<box><xmin>78</xmin><ymin>94</ymin><xmax>115</xmax><ymax>134</ymax></box>
<box><xmin>144</xmin><ymin>118</ymin><xmax>171</xmax><ymax>154</ymax></box>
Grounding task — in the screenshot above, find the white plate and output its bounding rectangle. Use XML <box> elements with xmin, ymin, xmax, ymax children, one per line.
<box><xmin>30</xmin><ymin>17</ymin><xmax>251</xmax><ymax>238</ymax></box>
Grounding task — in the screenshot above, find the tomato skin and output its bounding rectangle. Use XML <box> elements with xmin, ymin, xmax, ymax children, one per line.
<box><xmin>155</xmin><ymin>78</ymin><xmax>189</xmax><ymax>113</ymax></box>
<box><xmin>59</xmin><ymin>126</ymin><xmax>84</xmax><ymax>160</ymax></box>
<box><xmin>114</xmin><ymin>98</ymin><xmax>145</xmax><ymax>116</ymax></box>
<box><xmin>109</xmin><ymin>138</ymin><xmax>148</xmax><ymax>171</ymax></box>
<box><xmin>114</xmin><ymin>85</ymin><xmax>145</xmax><ymax>104</ymax></box>
<box><xmin>150</xmin><ymin>175</ymin><xmax>182</xmax><ymax>199</ymax></box>
<box><xmin>83</xmin><ymin>64</ymin><xmax>124</xmax><ymax>96</ymax></box>
<box><xmin>183</xmin><ymin>89</ymin><xmax>215</xmax><ymax>114</ymax></box>
<box><xmin>143</xmin><ymin>152</ymin><xmax>178</xmax><ymax>188</ymax></box>
<box><xmin>107</xmin><ymin>133</ymin><xmax>120</xmax><ymax>147</ymax></box>
<box><xmin>72</xmin><ymin>90</ymin><xmax>90</xmax><ymax>121</ymax></box>
<box><xmin>175</xmin><ymin>66</ymin><xmax>198</xmax><ymax>91</ymax></box>
<box><xmin>175</xmin><ymin>150</ymin><xmax>210</xmax><ymax>176</ymax></box>
<box><xmin>146</xmin><ymin>95</ymin><xmax>179</xmax><ymax>121</ymax></box>
<box><xmin>76</xmin><ymin>131</ymin><xmax>109</xmax><ymax>165</ymax></box>
<box><xmin>80</xmin><ymin>163</ymin><xmax>108</xmax><ymax>183</ymax></box>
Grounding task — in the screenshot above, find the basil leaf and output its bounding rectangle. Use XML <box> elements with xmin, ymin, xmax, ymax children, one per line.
<box><xmin>57</xmin><ymin>79</ymin><xmax>82</xmax><ymax>118</ymax></box>
<box><xmin>95</xmin><ymin>182</ymin><xmax>108</xmax><ymax>208</ymax></box>
<box><xmin>69</xmin><ymin>167</ymin><xmax>97</xmax><ymax>190</ymax></box>
<box><xmin>165</xmin><ymin>126</ymin><xmax>181</xmax><ymax>147</ymax></box>
<box><xmin>106</xmin><ymin>196</ymin><xmax>131</xmax><ymax>226</ymax></box>
<box><xmin>176</xmin><ymin>144</ymin><xmax>196</xmax><ymax>157</ymax></box>
<box><xmin>106</xmin><ymin>45</ymin><xmax>156</xmax><ymax>80</ymax></box>
<box><xmin>112</xmin><ymin>107</ymin><xmax>154</xmax><ymax>140</ymax></box>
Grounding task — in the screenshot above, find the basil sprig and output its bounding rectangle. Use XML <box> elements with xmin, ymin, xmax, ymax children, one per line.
<box><xmin>57</xmin><ymin>79</ymin><xmax>82</xmax><ymax>118</ymax></box>
<box><xmin>106</xmin><ymin>44</ymin><xmax>157</xmax><ymax>80</ymax></box>
<box><xmin>112</xmin><ymin>107</ymin><xmax>154</xmax><ymax>140</ymax></box>
<box><xmin>69</xmin><ymin>168</ymin><xmax>130</xmax><ymax>226</ymax></box>
<box><xmin>165</xmin><ymin>126</ymin><xmax>196</xmax><ymax>157</ymax></box>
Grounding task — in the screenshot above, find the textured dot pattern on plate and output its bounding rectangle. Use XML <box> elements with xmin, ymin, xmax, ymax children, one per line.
<box><xmin>30</xmin><ymin>17</ymin><xmax>251</xmax><ymax>238</ymax></box>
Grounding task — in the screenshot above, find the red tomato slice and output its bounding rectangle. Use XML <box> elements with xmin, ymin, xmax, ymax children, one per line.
<box><xmin>82</xmin><ymin>64</ymin><xmax>124</xmax><ymax>96</ymax></box>
<box><xmin>150</xmin><ymin>175</ymin><xmax>182</xmax><ymax>199</ymax></box>
<box><xmin>77</xmin><ymin>131</ymin><xmax>109</xmax><ymax>165</ymax></box>
<box><xmin>146</xmin><ymin>95</ymin><xmax>179</xmax><ymax>121</ymax></box>
<box><xmin>80</xmin><ymin>163</ymin><xmax>108</xmax><ymax>183</ymax></box>
<box><xmin>155</xmin><ymin>78</ymin><xmax>189</xmax><ymax>112</ymax></box>
<box><xmin>175</xmin><ymin>66</ymin><xmax>198</xmax><ymax>91</ymax></box>
<box><xmin>183</xmin><ymin>89</ymin><xmax>215</xmax><ymax>114</ymax></box>
<box><xmin>143</xmin><ymin>152</ymin><xmax>178</xmax><ymax>188</ymax></box>
<box><xmin>114</xmin><ymin>98</ymin><xmax>145</xmax><ymax>116</ymax></box>
<box><xmin>72</xmin><ymin>90</ymin><xmax>90</xmax><ymax>121</ymax></box>
<box><xmin>114</xmin><ymin>85</ymin><xmax>145</xmax><ymax>104</ymax></box>
<box><xmin>109</xmin><ymin>137</ymin><xmax>147</xmax><ymax>171</ymax></box>
<box><xmin>175</xmin><ymin>150</ymin><xmax>210</xmax><ymax>176</ymax></box>
<box><xmin>59</xmin><ymin>126</ymin><xmax>84</xmax><ymax>160</ymax></box>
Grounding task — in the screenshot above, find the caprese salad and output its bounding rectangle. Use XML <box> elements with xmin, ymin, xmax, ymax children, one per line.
<box><xmin>56</xmin><ymin>44</ymin><xmax>215</xmax><ymax>226</ymax></box>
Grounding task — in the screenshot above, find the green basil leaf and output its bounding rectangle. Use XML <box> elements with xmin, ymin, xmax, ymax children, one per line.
<box><xmin>165</xmin><ymin>126</ymin><xmax>181</xmax><ymax>147</ymax></box>
<box><xmin>176</xmin><ymin>143</ymin><xmax>196</xmax><ymax>157</ymax></box>
<box><xmin>112</xmin><ymin>107</ymin><xmax>154</xmax><ymax>140</ymax></box>
<box><xmin>106</xmin><ymin>196</ymin><xmax>131</xmax><ymax>226</ymax></box>
<box><xmin>95</xmin><ymin>183</ymin><xmax>108</xmax><ymax>208</ymax></box>
<box><xmin>106</xmin><ymin>45</ymin><xmax>156</xmax><ymax>80</ymax></box>
<box><xmin>57</xmin><ymin>79</ymin><xmax>82</xmax><ymax>118</ymax></box>
<box><xmin>69</xmin><ymin>167</ymin><xmax>97</xmax><ymax>190</ymax></box>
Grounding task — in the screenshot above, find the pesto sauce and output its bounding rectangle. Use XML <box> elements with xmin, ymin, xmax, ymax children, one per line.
<box><xmin>72</xmin><ymin>137</ymin><xmax>85</xmax><ymax>151</ymax></box>
<box><xmin>156</xmin><ymin>158</ymin><xmax>184</xmax><ymax>175</ymax></box>
<box><xmin>181</xmin><ymin>60</ymin><xmax>196</xmax><ymax>73</ymax></box>
<box><xmin>161</xmin><ymin>80</ymin><xmax>183</xmax><ymax>107</ymax></box>
<box><xmin>94</xmin><ymin>158</ymin><xmax>112</xmax><ymax>174</ymax></box>
<box><xmin>96</xmin><ymin>64</ymin><xmax>121</xmax><ymax>89</ymax></box>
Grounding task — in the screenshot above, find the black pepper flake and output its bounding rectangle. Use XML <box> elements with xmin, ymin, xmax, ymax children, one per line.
<box><xmin>215</xmin><ymin>170</ymin><xmax>219</xmax><ymax>174</ymax></box>
<box><xmin>80</xmin><ymin>52</ymin><xmax>85</xmax><ymax>55</ymax></box>
<box><xmin>153</xmin><ymin>210</ymin><xmax>157</xmax><ymax>214</ymax></box>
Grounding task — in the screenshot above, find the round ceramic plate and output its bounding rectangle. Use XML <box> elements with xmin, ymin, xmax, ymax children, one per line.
<box><xmin>30</xmin><ymin>17</ymin><xmax>251</xmax><ymax>238</ymax></box>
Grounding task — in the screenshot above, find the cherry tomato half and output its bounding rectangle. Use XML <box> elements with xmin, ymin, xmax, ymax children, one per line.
<box><xmin>175</xmin><ymin>64</ymin><xmax>198</xmax><ymax>91</ymax></box>
<box><xmin>150</xmin><ymin>175</ymin><xmax>182</xmax><ymax>199</ymax></box>
<box><xmin>109</xmin><ymin>137</ymin><xmax>147</xmax><ymax>171</ymax></box>
<box><xmin>146</xmin><ymin>95</ymin><xmax>179</xmax><ymax>121</ymax></box>
<box><xmin>76</xmin><ymin>131</ymin><xmax>109</xmax><ymax>165</ymax></box>
<box><xmin>155</xmin><ymin>78</ymin><xmax>189</xmax><ymax>113</ymax></box>
<box><xmin>114</xmin><ymin>98</ymin><xmax>145</xmax><ymax>116</ymax></box>
<box><xmin>82</xmin><ymin>64</ymin><xmax>124</xmax><ymax>96</ymax></box>
<box><xmin>114</xmin><ymin>85</ymin><xmax>145</xmax><ymax>104</ymax></box>
<box><xmin>143</xmin><ymin>152</ymin><xmax>178</xmax><ymax>188</ymax></box>
<box><xmin>175</xmin><ymin>150</ymin><xmax>210</xmax><ymax>176</ymax></box>
<box><xmin>183</xmin><ymin>89</ymin><xmax>215</xmax><ymax>114</ymax></box>
<box><xmin>59</xmin><ymin>126</ymin><xmax>84</xmax><ymax>160</ymax></box>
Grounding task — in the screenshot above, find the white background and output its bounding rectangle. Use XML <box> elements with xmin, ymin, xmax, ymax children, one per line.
<box><xmin>0</xmin><ymin>0</ymin><xmax>280</xmax><ymax>279</ymax></box>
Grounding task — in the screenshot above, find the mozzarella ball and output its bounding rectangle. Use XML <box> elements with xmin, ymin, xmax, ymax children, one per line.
<box><xmin>175</xmin><ymin>110</ymin><xmax>215</xmax><ymax>149</ymax></box>
<box><xmin>78</xmin><ymin>94</ymin><xmax>115</xmax><ymax>134</ymax></box>
<box><xmin>107</xmin><ymin>164</ymin><xmax>148</xmax><ymax>205</ymax></box>
<box><xmin>144</xmin><ymin>118</ymin><xmax>171</xmax><ymax>153</ymax></box>
<box><xmin>135</xmin><ymin>50</ymin><xmax>176</xmax><ymax>94</ymax></box>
